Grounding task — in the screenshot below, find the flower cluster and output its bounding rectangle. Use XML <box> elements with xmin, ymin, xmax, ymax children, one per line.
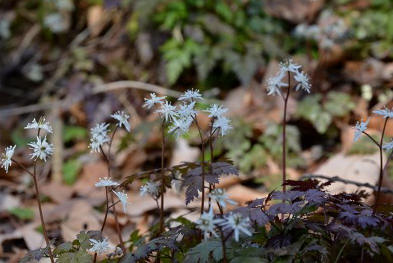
<box><xmin>24</xmin><ymin>117</ymin><xmax>53</xmax><ymax>134</ymax></box>
<box><xmin>1</xmin><ymin>117</ymin><xmax>56</xmax><ymax>174</ymax></box>
<box><xmin>1</xmin><ymin>145</ymin><xmax>15</xmax><ymax>173</ymax></box>
<box><xmin>209</xmin><ymin>188</ymin><xmax>237</xmax><ymax>209</ymax></box>
<box><xmin>195</xmin><ymin>207</ymin><xmax>222</xmax><ymax>240</ymax></box>
<box><xmin>266</xmin><ymin>59</ymin><xmax>311</xmax><ymax>96</ymax></box>
<box><xmin>89</xmin><ymin>238</ymin><xmax>111</xmax><ymax>254</ymax></box>
<box><xmin>354</xmin><ymin>119</ymin><xmax>369</xmax><ymax>142</ymax></box>
<box><xmin>143</xmin><ymin>89</ymin><xmax>232</xmax><ymax>138</ymax></box>
<box><xmin>196</xmin><ymin>207</ymin><xmax>252</xmax><ymax>241</ymax></box>
<box><xmin>140</xmin><ymin>181</ymin><xmax>160</xmax><ymax>199</ymax></box>
<box><xmin>89</xmin><ymin>110</ymin><xmax>131</xmax><ymax>152</ymax></box>
<box><xmin>353</xmin><ymin>107</ymin><xmax>393</xmax><ymax>149</ymax></box>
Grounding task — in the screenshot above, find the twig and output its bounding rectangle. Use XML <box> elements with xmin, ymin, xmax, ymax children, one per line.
<box><xmin>92</xmin><ymin>81</ymin><xmax>182</xmax><ymax>97</ymax></box>
<box><xmin>0</xmin><ymin>81</ymin><xmax>180</xmax><ymax>117</ymax></box>
<box><xmin>302</xmin><ymin>174</ymin><xmax>393</xmax><ymax>194</ymax></box>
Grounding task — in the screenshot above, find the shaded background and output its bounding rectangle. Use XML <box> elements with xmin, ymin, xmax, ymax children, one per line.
<box><xmin>0</xmin><ymin>0</ymin><xmax>393</xmax><ymax>260</ymax></box>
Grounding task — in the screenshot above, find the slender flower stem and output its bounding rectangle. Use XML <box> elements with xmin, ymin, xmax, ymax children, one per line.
<box><xmin>10</xmin><ymin>159</ymin><xmax>55</xmax><ymax>262</ymax></box>
<box><xmin>159</xmin><ymin>121</ymin><xmax>166</xmax><ymax>233</ymax></box>
<box><xmin>219</xmin><ymin>228</ymin><xmax>228</xmax><ymax>263</ymax></box>
<box><xmin>108</xmin><ymin>199</ymin><xmax>121</xmax><ymax>209</ymax></box>
<box><xmin>193</xmin><ymin>117</ymin><xmax>206</xmax><ymax>215</ymax></box>
<box><xmin>362</xmin><ymin>131</ymin><xmax>380</xmax><ymax>147</ymax></box>
<box><xmin>208</xmin><ymin>119</ymin><xmax>215</xmax><ymax>210</ymax></box>
<box><xmin>282</xmin><ymin>72</ymin><xmax>291</xmax><ymax>193</ymax></box>
<box><xmin>110</xmin><ymin>192</ymin><xmax>126</xmax><ymax>252</ymax></box>
<box><xmin>94</xmin><ymin>186</ymin><xmax>110</xmax><ymax>263</ymax></box>
<box><xmin>100</xmin><ymin>187</ymin><xmax>110</xmax><ymax>232</ymax></box>
<box><xmin>374</xmin><ymin>118</ymin><xmax>389</xmax><ymax>213</ymax></box>
<box><xmin>32</xmin><ymin>161</ymin><xmax>55</xmax><ymax>263</ymax></box>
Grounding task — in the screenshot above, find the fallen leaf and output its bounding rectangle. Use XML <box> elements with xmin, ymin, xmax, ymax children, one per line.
<box><xmin>312</xmin><ymin>152</ymin><xmax>385</xmax><ymax>204</ymax></box>
<box><xmin>226</xmin><ymin>185</ymin><xmax>265</xmax><ymax>205</ymax></box>
<box><xmin>61</xmin><ymin>200</ymin><xmax>100</xmax><ymax>241</ymax></box>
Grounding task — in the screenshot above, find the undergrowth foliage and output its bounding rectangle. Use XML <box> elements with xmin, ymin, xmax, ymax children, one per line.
<box><xmin>1</xmin><ymin>59</ymin><xmax>393</xmax><ymax>262</ymax></box>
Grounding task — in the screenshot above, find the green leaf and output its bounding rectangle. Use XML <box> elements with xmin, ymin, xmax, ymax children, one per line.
<box><xmin>76</xmin><ymin>231</ymin><xmax>92</xmax><ymax>250</ymax></box>
<box><xmin>324</xmin><ymin>92</ymin><xmax>355</xmax><ymax>117</ymax></box>
<box><xmin>231</xmin><ymin>257</ymin><xmax>267</xmax><ymax>263</ymax></box>
<box><xmin>53</xmin><ymin>242</ymin><xmax>73</xmax><ymax>255</ymax></box>
<box><xmin>63</xmin><ymin>125</ymin><xmax>87</xmax><ymax>143</ymax></box>
<box><xmin>8</xmin><ymin>207</ymin><xmax>34</xmax><ymax>220</ymax></box>
<box><xmin>296</xmin><ymin>95</ymin><xmax>332</xmax><ymax>134</ymax></box>
<box><xmin>185</xmin><ymin>239</ymin><xmax>223</xmax><ymax>263</ymax></box>
<box><xmin>57</xmin><ymin>250</ymin><xmax>92</xmax><ymax>263</ymax></box>
<box><xmin>63</xmin><ymin>158</ymin><xmax>82</xmax><ymax>185</ymax></box>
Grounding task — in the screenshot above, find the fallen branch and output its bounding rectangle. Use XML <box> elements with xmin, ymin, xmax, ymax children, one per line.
<box><xmin>303</xmin><ymin>174</ymin><xmax>393</xmax><ymax>195</ymax></box>
<box><xmin>0</xmin><ymin>81</ymin><xmax>180</xmax><ymax>116</ymax></box>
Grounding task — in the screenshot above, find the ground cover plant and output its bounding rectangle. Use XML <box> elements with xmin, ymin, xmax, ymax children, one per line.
<box><xmin>1</xmin><ymin>59</ymin><xmax>393</xmax><ymax>262</ymax></box>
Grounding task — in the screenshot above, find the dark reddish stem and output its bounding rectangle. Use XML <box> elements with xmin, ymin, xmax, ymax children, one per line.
<box><xmin>32</xmin><ymin>165</ymin><xmax>55</xmax><ymax>263</ymax></box>
<box><xmin>110</xmin><ymin>192</ymin><xmax>126</xmax><ymax>252</ymax></box>
<box><xmin>282</xmin><ymin>72</ymin><xmax>291</xmax><ymax>193</ymax></box>
<box><xmin>12</xmin><ymin>159</ymin><xmax>54</xmax><ymax>262</ymax></box>
<box><xmin>193</xmin><ymin>117</ymin><xmax>206</xmax><ymax>215</ymax></box>
<box><xmin>219</xmin><ymin>227</ymin><xmax>228</xmax><ymax>263</ymax></box>
<box><xmin>159</xmin><ymin>121</ymin><xmax>166</xmax><ymax>234</ymax></box>
<box><xmin>373</xmin><ymin>118</ymin><xmax>389</xmax><ymax>213</ymax></box>
<box><xmin>208</xmin><ymin>119</ymin><xmax>215</xmax><ymax>210</ymax></box>
<box><xmin>95</xmin><ymin>127</ymin><xmax>125</xmax><ymax>261</ymax></box>
<box><xmin>100</xmin><ymin>187</ymin><xmax>110</xmax><ymax>232</ymax></box>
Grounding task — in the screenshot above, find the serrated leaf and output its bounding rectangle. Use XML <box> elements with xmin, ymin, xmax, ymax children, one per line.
<box><xmin>20</xmin><ymin>247</ymin><xmax>49</xmax><ymax>263</ymax></box>
<box><xmin>185</xmin><ymin>239</ymin><xmax>223</xmax><ymax>263</ymax></box>
<box><xmin>53</xmin><ymin>242</ymin><xmax>73</xmax><ymax>255</ymax></box>
<box><xmin>57</xmin><ymin>250</ymin><xmax>92</xmax><ymax>263</ymax></box>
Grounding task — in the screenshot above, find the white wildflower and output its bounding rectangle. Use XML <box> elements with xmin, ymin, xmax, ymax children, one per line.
<box><xmin>89</xmin><ymin>238</ymin><xmax>110</xmax><ymax>254</ymax></box>
<box><xmin>178</xmin><ymin>89</ymin><xmax>203</xmax><ymax>102</ymax></box>
<box><xmin>169</xmin><ymin>117</ymin><xmax>193</xmax><ymax>138</ymax></box>
<box><xmin>294</xmin><ymin>70</ymin><xmax>311</xmax><ymax>93</ymax></box>
<box><xmin>1</xmin><ymin>145</ymin><xmax>16</xmax><ymax>173</ymax></box>
<box><xmin>266</xmin><ymin>71</ymin><xmax>287</xmax><ymax>96</ymax></box>
<box><xmin>373</xmin><ymin>108</ymin><xmax>393</xmax><ymax>119</ymax></box>
<box><xmin>140</xmin><ymin>181</ymin><xmax>160</xmax><ymax>198</ymax></box>
<box><xmin>90</xmin><ymin>123</ymin><xmax>109</xmax><ymax>138</ymax></box>
<box><xmin>95</xmin><ymin>177</ymin><xmax>119</xmax><ymax>187</ymax></box>
<box><xmin>177</xmin><ymin>101</ymin><xmax>197</xmax><ymax>119</ymax></box>
<box><xmin>143</xmin><ymin>93</ymin><xmax>166</xmax><ymax>109</ymax></box>
<box><xmin>113</xmin><ymin>190</ymin><xmax>128</xmax><ymax>213</ymax></box>
<box><xmin>205</xmin><ymin>104</ymin><xmax>228</xmax><ymax>119</ymax></box>
<box><xmin>383</xmin><ymin>140</ymin><xmax>393</xmax><ymax>151</ymax></box>
<box><xmin>279</xmin><ymin>58</ymin><xmax>302</xmax><ymax>74</ymax></box>
<box><xmin>218</xmin><ymin>213</ymin><xmax>252</xmax><ymax>242</ymax></box>
<box><xmin>354</xmin><ymin>119</ymin><xmax>369</xmax><ymax>142</ymax></box>
<box><xmin>195</xmin><ymin>207</ymin><xmax>221</xmax><ymax>240</ymax></box>
<box><xmin>89</xmin><ymin>134</ymin><xmax>109</xmax><ymax>153</ymax></box>
<box><xmin>24</xmin><ymin>117</ymin><xmax>53</xmax><ymax>134</ymax></box>
<box><xmin>89</xmin><ymin>123</ymin><xmax>110</xmax><ymax>152</ymax></box>
<box><xmin>213</xmin><ymin>117</ymin><xmax>232</xmax><ymax>136</ymax></box>
<box><xmin>111</xmin><ymin>111</ymin><xmax>131</xmax><ymax>132</ymax></box>
<box><xmin>156</xmin><ymin>101</ymin><xmax>178</xmax><ymax>122</ymax></box>
<box><xmin>28</xmin><ymin>137</ymin><xmax>54</xmax><ymax>161</ymax></box>
<box><xmin>209</xmin><ymin>188</ymin><xmax>237</xmax><ymax>209</ymax></box>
